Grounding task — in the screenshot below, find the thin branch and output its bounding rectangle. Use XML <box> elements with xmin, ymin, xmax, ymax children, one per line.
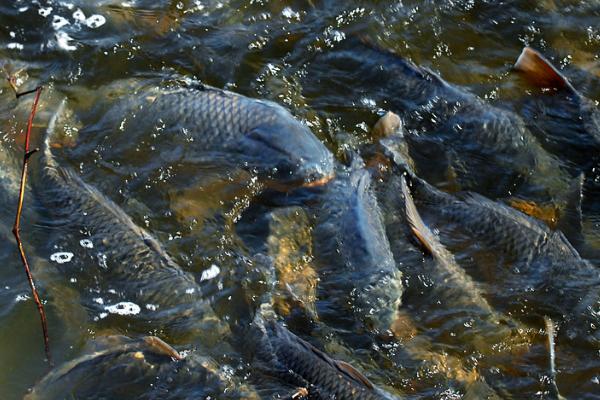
<box><xmin>11</xmin><ymin>86</ymin><xmax>52</xmax><ymax>365</ymax></box>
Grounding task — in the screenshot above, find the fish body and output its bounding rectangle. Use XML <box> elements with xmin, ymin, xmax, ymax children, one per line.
<box><xmin>34</xmin><ymin>101</ymin><xmax>226</xmax><ymax>342</ymax></box>
<box><xmin>312</xmin><ymin>164</ymin><xmax>403</xmax><ymax>339</ymax></box>
<box><xmin>26</xmin><ymin>335</ymin><xmax>256</xmax><ymax>400</ymax></box>
<box><xmin>308</xmin><ymin>38</ymin><xmax>569</xmax><ymax>203</ymax></box>
<box><xmin>242</xmin><ymin>305</ymin><xmax>402</xmax><ymax>400</ymax></box>
<box><xmin>83</xmin><ymin>79</ymin><xmax>334</xmax><ymax>187</ymax></box>
<box><xmin>399</xmin><ymin>161</ymin><xmax>599</xmax><ymax>347</ymax></box>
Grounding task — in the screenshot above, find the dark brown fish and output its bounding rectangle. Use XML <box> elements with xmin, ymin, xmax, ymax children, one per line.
<box><xmin>240</xmin><ymin>304</ymin><xmax>403</xmax><ymax>400</ymax></box>
<box><xmin>26</xmin><ymin>335</ymin><xmax>257</xmax><ymax>400</ymax></box>
<box><xmin>33</xmin><ymin>101</ymin><xmax>227</xmax><ymax>344</ymax></box>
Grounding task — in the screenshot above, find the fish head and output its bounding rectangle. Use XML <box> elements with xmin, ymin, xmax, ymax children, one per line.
<box><xmin>235</xmin><ymin>119</ymin><xmax>335</xmax><ymax>189</ymax></box>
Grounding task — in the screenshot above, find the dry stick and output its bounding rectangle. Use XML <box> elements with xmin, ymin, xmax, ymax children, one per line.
<box><xmin>11</xmin><ymin>86</ymin><xmax>52</xmax><ymax>365</ymax></box>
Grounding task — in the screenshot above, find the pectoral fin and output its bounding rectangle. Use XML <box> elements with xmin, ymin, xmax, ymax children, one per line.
<box><xmin>333</xmin><ymin>360</ymin><xmax>375</xmax><ymax>390</ymax></box>
<box><xmin>514</xmin><ymin>47</ymin><xmax>575</xmax><ymax>92</ymax></box>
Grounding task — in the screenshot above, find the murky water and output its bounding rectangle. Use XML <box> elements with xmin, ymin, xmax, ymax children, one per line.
<box><xmin>1</xmin><ymin>1</ymin><xmax>599</xmax><ymax>399</ymax></box>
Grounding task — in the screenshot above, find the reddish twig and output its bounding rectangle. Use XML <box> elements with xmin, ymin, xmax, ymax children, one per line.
<box><xmin>11</xmin><ymin>86</ymin><xmax>52</xmax><ymax>364</ymax></box>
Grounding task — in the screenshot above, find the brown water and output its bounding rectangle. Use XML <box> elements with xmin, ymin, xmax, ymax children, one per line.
<box><xmin>1</xmin><ymin>0</ymin><xmax>599</xmax><ymax>399</ymax></box>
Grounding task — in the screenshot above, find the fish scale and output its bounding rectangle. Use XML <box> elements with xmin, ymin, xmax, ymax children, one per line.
<box><xmin>405</xmin><ymin>170</ymin><xmax>600</xmax><ymax>346</ymax></box>
<box><xmin>250</xmin><ymin>316</ymin><xmax>400</xmax><ymax>400</ymax></box>
<box><xmin>96</xmin><ymin>80</ymin><xmax>334</xmax><ymax>185</ymax></box>
<box><xmin>313</xmin><ymin>166</ymin><xmax>404</xmax><ymax>340</ymax></box>
<box><xmin>34</xmin><ymin>101</ymin><xmax>227</xmax><ymax>342</ymax></box>
<box><xmin>309</xmin><ymin>38</ymin><xmax>570</xmax><ymax>203</ymax></box>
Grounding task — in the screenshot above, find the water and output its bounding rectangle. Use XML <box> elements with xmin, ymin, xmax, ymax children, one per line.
<box><xmin>1</xmin><ymin>0</ymin><xmax>599</xmax><ymax>398</ymax></box>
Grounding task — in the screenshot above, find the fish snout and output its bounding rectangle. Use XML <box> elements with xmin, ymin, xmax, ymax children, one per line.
<box><xmin>241</xmin><ymin>122</ymin><xmax>335</xmax><ymax>188</ymax></box>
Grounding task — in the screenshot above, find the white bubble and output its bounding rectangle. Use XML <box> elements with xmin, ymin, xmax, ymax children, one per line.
<box><xmin>50</xmin><ymin>251</ymin><xmax>74</xmax><ymax>264</ymax></box>
<box><xmin>60</xmin><ymin>2</ymin><xmax>75</xmax><ymax>10</ymax></box>
<box><xmin>105</xmin><ymin>302</ymin><xmax>141</xmax><ymax>316</ymax></box>
<box><xmin>93</xmin><ymin>297</ymin><xmax>104</xmax><ymax>305</ymax></box>
<box><xmin>39</xmin><ymin>7</ymin><xmax>53</xmax><ymax>18</ymax></box>
<box><xmin>145</xmin><ymin>303</ymin><xmax>158</xmax><ymax>311</ymax></box>
<box><xmin>52</xmin><ymin>15</ymin><xmax>70</xmax><ymax>30</ymax></box>
<box><xmin>55</xmin><ymin>31</ymin><xmax>77</xmax><ymax>51</ymax></box>
<box><xmin>200</xmin><ymin>264</ymin><xmax>220</xmax><ymax>281</ymax></box>
<box><xmin>97</xmin><ymin>253</ymin><xmax>108</xmax><ymax>269</ymax></box>
<box><xmin>72</xmin><ymin>8</ymin><xmax>86</xmax><ymax>23</ymax></box>
<box><xmin>282</xmin><ymin>7</ymin><xmax>300</xmax><ymax>20</ymax></box>
<box><xmin>7</xmin><ymin>43</ymin><xmax>24</xmax><ymax>50</ymax></box>
<box><xmin>185</xmin><ymin>287</ymin><xmax>195</xmax><ymax>294</ymax></box>
<box><xmin>85</xmin><ymin>15</ymin><xmax>106</xmax><ymax>29</ymax></box>
<box><xmin>79</xmin><ymin>239</ymin><xmax>93</xmax><ymax>248</ymax></box>
<box><xmin>15</xmin><ymin>294</ymin><xmax>30</xmax><ymax>302</ymax></box>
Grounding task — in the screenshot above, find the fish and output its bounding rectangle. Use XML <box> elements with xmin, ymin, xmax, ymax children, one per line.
<box><xmin>239</xmin><ymin>303</ymin><xmax>402</xmax><ymax>400</ymax></box>
<box><xmin>400</xmin><ymin>174</ymin><xmax>525</xmax><ymax>350</ymax></box>
<box><xmin>311</xmin><ymin>161</ymin><xmax>404</xmax><ymax>343</ymax></box>
<box><xmin>514</xmin><ymin>46</ymin><xmax>600</xmax><ymax>172</ymax></box>
<box><xmin>306</xmin><ymin>37</ymin><xmax>571</xmax><ymax>205</ymax></box>
<box><xmin>32</xmin><ymin>100</ymin><xmax>228</xmax><ymax>344</ymax></box>
<box><xmin>75</xmin><ymin>78</ymin><xmax>335</xmax><ymax>188</ymax></box>
<box><xmin>266</xmin><ymin>206</ymin><xmax>319</xmax><ymax>318</ymax></box>
<box><xmin>387</xmin><ymin>145</ymin><xmax>600</xmax><ymax>349</ymax></box>
<box><xmin>25</xmin><ymin>335</ymin><xmax>258</xmax><ymax>400</ymax></box>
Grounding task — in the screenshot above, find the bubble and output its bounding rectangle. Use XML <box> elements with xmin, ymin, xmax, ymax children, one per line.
<box><xmin>15</xmin><ymin>294</ymin><xmax>30</xmax><ymax>302</ymax></box>
<box><xmin>85</xmin><ymin>15</ymin><xmax>106</xmax><ymax>29</ymax></box>
<box><xmin>55</xmin><ymin>31</ymin><xmax>77</xmax><ymax>51</ymax></box>
<box><xmin>79</xmin><ymin>239</ymin><xmax>93</xmax><ymax>248</ymax></box>
<box><xmin>105</xmin><ymin>302</ymin><xmax>141</xmax><ymax>316</ymax></box>
<box><xmin>52</xmin><ymin>15</ymin><xmax>70</xmax><ymax>30</ymax></box>
<box><xmin>200</xmin><ymin>264</ymin><xmax>220</xmax><ymax>281</ymax></box>
<box><xmin>38</xmin><ymin>7</ymin><xmax>53</xmax><ymax>18</ymax></box>
<box><xmin>50</xmin><ymin>251</ymin><xmax>74</xmax><ymax>264</ymax></box>
<box><xmin>72</xmin><ymin>8</ymin><xmax>86</xmax><ymax>23</ymax></box>
<box><xmin>7</xmin><ymin>43</ymin><xmax>24</xmax><ymax>50</ymax></box>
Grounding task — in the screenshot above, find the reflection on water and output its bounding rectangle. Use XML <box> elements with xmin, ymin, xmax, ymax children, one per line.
<box><xmin>1</xmin><ymin>0</ymin><xmax>599</xmax><ymax>399</ymax></box>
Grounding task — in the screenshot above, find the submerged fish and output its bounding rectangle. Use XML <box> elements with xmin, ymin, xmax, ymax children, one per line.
<box><xmin>389</xmin><ymin>148</ymin><xmax>600</xmax><ymax>348</ymax></box>
<box><xmin>312</xmin><ymin>162</ymin><xmax>404</xmax><ymax>342</ymax></box>
<box><xmin>33</xmin><ymin>101</ymin><xmax>227</xmax><ymax>343</ymax></box>
<box><xmin>240</xmin><ymin>304</ymin><xmax>402</xmax><ymax>400</ymax></box>
<box><xmin>266</xmin><ymin>206</ymin><xmax>318</xmax><ymax>318</ymax></box>
<box><xmin>26</xmin><ymin>335</ymin><xmax>257</xmax><ymax>400</ymax></box>
<box><xmin>514</xmin><ymin>46</ymin><xmax>600</xmax><ymax>171</ymax></box>
<box><xmin>78</xmin><ymin>78</ymin><xmax>334</xmax><ymax>187</ymax></box>
<box><xmin>307</xmin><ymin>37</ymin><xmax>571</xmax><ymax>204</ymax></box>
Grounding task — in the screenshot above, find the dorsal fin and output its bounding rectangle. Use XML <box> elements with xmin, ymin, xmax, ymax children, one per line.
<box><xmin>514</xmin><ymin>47</ymin><xmax>575</xmax><ymax>92</ymax></box>
<box><xmin>142</xmin><ymin>336</ymin><xmax>182</xmax><ymax>360</ymax></box>
<box><xmin>333</xmin><ymin>360</ymin><xmax>375</xmax><ymax>390</ymax></box>
<box><xmin>401</xmin><ymin>176</ymin><xmax>456</xmax><ymax>265</ymax></box>
<box><xmin>294</xmin><ymin>333</ymin><xmax>375</xmax><ymax>390</ymax></box>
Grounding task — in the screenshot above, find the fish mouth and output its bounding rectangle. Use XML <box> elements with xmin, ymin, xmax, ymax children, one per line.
<box><xmin>301</xmin><ymin>172</ymin><xmax>335</xmax><ymax>188</ymax></box>
<box><xmin>262</xmin><ymin>171</ymin><xmax>335</xmax><ymax>192</ymax></box>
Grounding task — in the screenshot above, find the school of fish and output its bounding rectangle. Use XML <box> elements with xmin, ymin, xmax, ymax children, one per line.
<box><xmin>1</xmin><ymin>10</ymin><xmax>599</xmax><ymax>400</ymax></box>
